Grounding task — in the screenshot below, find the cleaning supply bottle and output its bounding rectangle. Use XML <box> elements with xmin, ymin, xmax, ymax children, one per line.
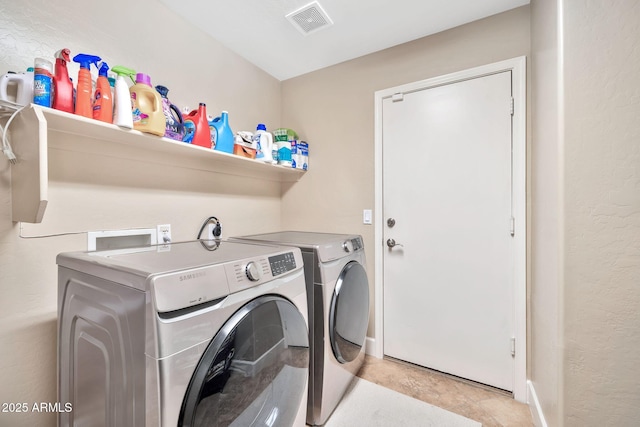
<box><xmin>92</xmin><ymin>62</ymin><xmax>112</xmax><ymax>123</ymax></box>
<box><xmin>52</xmin><ymin>48</ymin><xmax>74</xmax><ymax>113</ymax></box>
<box><xmin>155</xmin><ymin>85</ymin><xmax>184</xmax><ymax>141</ymax></box>
<box><xmin>111</xmin><ymin>65</ymin><xmax>135</xmax><ymax>129</ymax></box>
<box><xmin>33</xmin><ymin>57</ymin><xmax>54</xmax><ymax>107</ymax></box>
<box><xmin>24</xmin><ymin>67</ymin><xmax>34</xmax><ymax>104</ymax></box>
<box><xmin>182</xmin><ymin>103</ymin><xmax>211</xmax><ymax>148</ymax></box>
<box><xmin>72</xmin><ymin>53</ymin><xmax>101</xmax><ymax>118</ymax></box>
<box><xmin>108</xmin><ymin>76</ymin><xmax>115</xmax><ymax>112</ymax></box>
<box><xmin>130</xmin><ymin>73</ymin><xmax>165</xmax><ymax>136</ymax></box>
<box><xmin>210</xmin><ymin>111</ymin><xmax>234</xmax><ymax>153</ymax></box>
<box><xmin>253</xmin><ymin>124</ymin><xmax>275</xmax><ymax>163</ymax></box>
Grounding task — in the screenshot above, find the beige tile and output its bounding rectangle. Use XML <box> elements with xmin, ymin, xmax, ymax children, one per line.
<box><xmin>358</xmin><ymin>356</ymin><xmax>534</xmax><ymax>427</ymax></box>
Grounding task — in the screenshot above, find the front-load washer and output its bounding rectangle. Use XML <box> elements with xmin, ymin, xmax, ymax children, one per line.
<box><xmin>57</xmin><ymin>239</ymin><xmax>309</xmax><ymax>427</ymax></box>
<box><xmin>230</xmin><ymin>232</ymin><xmax>370</xmax><ymax>426</ymax></box>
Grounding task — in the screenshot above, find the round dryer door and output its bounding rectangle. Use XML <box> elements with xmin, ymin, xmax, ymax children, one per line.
<box><xmin>329</xmin><ymin>261</ymin><xmax>370</xmax><ymax>363</ymax></box>
<box><xmin>179</xmin><ymin>296</ymin><xmax>309</xmax><ymax>427</ymax></box>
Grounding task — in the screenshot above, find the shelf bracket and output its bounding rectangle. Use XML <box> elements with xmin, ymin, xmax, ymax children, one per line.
<box><xmin>10</xmin><ymin>105</ymin><xmax>48</xmax><ymax>223</ymax></box>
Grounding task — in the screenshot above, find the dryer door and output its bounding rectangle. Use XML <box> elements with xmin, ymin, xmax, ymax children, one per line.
<box><xmin>179</xmin><ymin>296</ymin><xmax>309</xmax><ymax>427</ymax></box>
<box><xmin>329</xmin><ymin>261</ymin><xmax>370</xmax><ymax>363</ymax></box>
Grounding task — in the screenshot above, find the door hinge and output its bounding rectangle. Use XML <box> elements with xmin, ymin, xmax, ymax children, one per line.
<box><xmin>511</xmin><ymin>337</ymin><xmax>516</xmax><ymax>357</ymax></box>
<box><xmin>510</xmin><ymin>97</ymin><xmax>514</xmax><ymax>116</ymax></box>
<box><xmin>509</xmin><ymin>217</ymin><xmax>515</xmax><ymax>236</ymax></box>
<box><xmin>392</xmin><ymin>92</ymin><xmax>404</xmax><ymax>102</ymax></box>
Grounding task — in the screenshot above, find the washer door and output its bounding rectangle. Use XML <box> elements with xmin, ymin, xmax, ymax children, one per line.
<box><xmin>329</xmin><ymin>261</ymin><xmax>370</xmax><ymax>363</ymax></box>
<box><xmin>179</xmin><ymin>296</ymin><xmax>309</xmax><ymax>427</ymax></box>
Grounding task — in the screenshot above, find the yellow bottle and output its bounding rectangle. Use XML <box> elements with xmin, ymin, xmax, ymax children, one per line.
<box><xmin>130</xmin><ymin>73</ymin><xmax>165</xmax><ymax>136</ymax></box>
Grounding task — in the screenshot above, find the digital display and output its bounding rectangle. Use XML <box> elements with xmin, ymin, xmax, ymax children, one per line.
<box><xmin>268</xmin><ymin>252</ymin><xmax>297</xmax><ymax>276</ymax></box>
<box><xmin>351</xmin><ymin>238</ymin><xmax>363</xmax><ymax>251</ymax></box>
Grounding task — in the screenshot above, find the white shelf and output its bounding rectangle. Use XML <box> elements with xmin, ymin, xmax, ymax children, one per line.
<box><xmin>8</xmin><ymin>105</ymin><xmax>305</xmax><ymax>223</ymax></box>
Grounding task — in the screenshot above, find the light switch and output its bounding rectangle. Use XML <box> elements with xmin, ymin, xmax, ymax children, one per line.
<box><xmin>363</xmin><ymin>209</ymin><xmax>372</xmax><ymax>225</ymax></box>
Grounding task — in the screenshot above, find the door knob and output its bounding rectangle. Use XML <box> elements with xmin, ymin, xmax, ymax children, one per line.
<box><xmin>387</xmin><ymin>238</ymin><xmax>403</xmax><ymax>248</ymax></box>
<box><xmin>387</xmin><ymin>218</ymin><xmax>396</xmax><ymax>228</ymax></box>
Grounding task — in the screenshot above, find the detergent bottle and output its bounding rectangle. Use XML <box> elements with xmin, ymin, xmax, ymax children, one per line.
<box><xmin>0</xmin><ymin>69</ymin><xmax>33</xmax><ymax>106</ymax></box>
<box><xmin>33</xmin><ymin>57</ymin><xmax>54</xmax><ymax>107</ymax></box>
<box><xmin>182</xmin><ymin>103</ymin><xmax>210</xmax><ymax>148</ymax></box>
<box><xmin>130</xmin><ymin>73</ymin><xmax>165</xmax><ymax>136</ymax></box>
<box><xmin>52</xmin><ymin>48</ymin><xmax>74</xmax><ymax>113</ymax></box>
<box><xmin>210</xmin><ymin>111</ymin><xmax>234</xmax><ymax>153</ymax></box>
<box><xmin>155</xmin><ymin>85</ymin><xmax>184</xmax><ymax>141</ymax></box>
<box><xmin>111</xmin><ymin>65</ymin><xmax>135</xmax><ymax>129</ymax></box>
<box><xmin>73</xmin><ymin>53</ymin><xmax>101</xmax><ymax>118</ymax></box>
<box><xmin>253</xmin><ymin>124</ymin><xmax>275</xmax><ymax>163</ymax></box>
<box><xmin>93</xmin><ymin>62</ymin><xmax>112</xmax><ymax>123</ymax></box>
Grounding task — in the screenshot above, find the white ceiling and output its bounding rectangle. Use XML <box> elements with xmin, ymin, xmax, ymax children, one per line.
<box><xmin>160</xmin><ymin>0</ymin><xmax>529</xmax><ymax>81</ymax></box>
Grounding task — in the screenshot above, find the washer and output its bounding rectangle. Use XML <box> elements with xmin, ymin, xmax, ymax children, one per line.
<box><xmin>231</xmin><ymin>232</ymin><xmax>370</xmax><ymax>426</ymax></box>
<box><xmin>57</xmin><ymin>240</ymin><xmax>309</xmax><ymax>427</ymax></box>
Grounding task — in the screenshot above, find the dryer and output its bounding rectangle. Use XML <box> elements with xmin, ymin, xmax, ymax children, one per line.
<box><xmin>231</xmin><ymin>232</ymin><xmax>370</xmax><ymax>426</ymax></box>
<box><xmin>57</xmin><ymin>240</ymin><xmax>309</xmax><ymax>427</ymax></box>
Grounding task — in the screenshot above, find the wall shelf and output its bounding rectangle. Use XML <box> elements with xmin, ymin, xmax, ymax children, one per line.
<box><xmin>7</xmin><ymin>105</ymin><xmax>305</xmax><ymax>223</ymax></box>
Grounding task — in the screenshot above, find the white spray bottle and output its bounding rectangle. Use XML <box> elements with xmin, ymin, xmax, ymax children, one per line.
<box><xmin>111</xmin><ymin>65</ymin><xmax>136</xmax><ymax>129</ymax></box>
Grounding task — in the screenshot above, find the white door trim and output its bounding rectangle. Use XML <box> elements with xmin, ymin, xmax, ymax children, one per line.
<box><xmin>373</xmin><ymin>56</ymin><xmax>527</xmax><ymax>402</ymax></box>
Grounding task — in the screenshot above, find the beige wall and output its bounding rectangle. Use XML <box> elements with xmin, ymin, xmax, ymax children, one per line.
<box><xmin>531</xmin><ymin>0</ymin><xmax>640</xmax><ymax>425</ymax></box>
<box><xmin>281</xmin><ymin>6</ymin><xmax>531</xmax><ymax>336</ymax></box>
<box><xmin>562</xmin><ymin>0</ymin><xmax>640</xmax><ymax>425</ymax></box>
<box><xmin>530</xmin><ymin>0</ymin><xmax>562</xmax><ymax>424</ymax></box>
<box><xmin>5</xmin><ymin>1</ymin><xmax>638</xmax><ymax>426</ymax></box>
<box><xmin>0</xmin><ymin>1</ymin><xmax>282</xmax><ymax>425</ymax></box>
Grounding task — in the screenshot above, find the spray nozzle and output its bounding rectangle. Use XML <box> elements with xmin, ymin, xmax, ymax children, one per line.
<box><xmin>73</xmin><ymin>53</ymin><xmax>101</xmax><ymax>70</ymax></box>
<box><xmin>55</xmin><ymin>48</ymin><xmax>71</xmax><ymax>63</ymax></box>
<box><xmin>111</xmin><ymin>65</ymin><xmax>137</xmax><ymax>84</ymax></box>
<box><xmin>98</xmin><ymin>62</ymin><xmax>110</xmax><ymax>77</ymax></box>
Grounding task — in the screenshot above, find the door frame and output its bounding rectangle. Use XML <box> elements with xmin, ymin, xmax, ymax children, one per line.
<box><xmin>372</xmin><ymin>56</ymin><xmax>527</xmax><ymax>402</ymax></box>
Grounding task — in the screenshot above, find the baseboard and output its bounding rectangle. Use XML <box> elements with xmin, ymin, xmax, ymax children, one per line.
<box><xmin>365</xmin><ymin>336</ymin><xmax>378</xmax><ymax>357</ymax></box>
<box><xmin>527</xmin><ymin>380</ymin><xmax>548</xmax><ymax>427</ymax></box>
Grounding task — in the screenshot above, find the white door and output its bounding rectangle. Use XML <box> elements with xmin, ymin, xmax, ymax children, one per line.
<box><xmin>382</xmin><ymin>71</ymin><xmax>514</xmax><ymax>391</ymax></box>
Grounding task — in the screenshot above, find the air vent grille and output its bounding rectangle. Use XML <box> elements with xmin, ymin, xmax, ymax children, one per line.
<box><xmin>286</xmin><ymin>1</ymin><xmax>334</xmax><ymax>35</ymax></box>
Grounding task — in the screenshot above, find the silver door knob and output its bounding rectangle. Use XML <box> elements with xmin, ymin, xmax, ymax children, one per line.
<box><xmin>387</xmin><ymin>218</ymin><xmax>396</xmax><ymax>228</ymax></box>
<box><xmin>387</xmin><ymin>238</ymin><xmax>403</xmax><ymax>248</ymax></box>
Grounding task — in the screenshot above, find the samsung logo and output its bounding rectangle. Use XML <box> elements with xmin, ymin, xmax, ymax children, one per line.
<box><xmin>179</xmin><ymin>271</ymin><xmax>207</xmax><ymax>282</ymax></box>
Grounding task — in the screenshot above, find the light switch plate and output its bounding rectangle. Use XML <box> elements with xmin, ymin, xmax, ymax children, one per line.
<box><xmin>363</xmin><ymin>209</ymin><xmax>372</xmax><ymax>225</ymax></box>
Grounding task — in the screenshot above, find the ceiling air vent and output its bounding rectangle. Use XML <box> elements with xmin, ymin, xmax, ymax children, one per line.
<box><xmin>286</xmin><ymin>1</ymin><xmax>334</xmax><ymax>36</ymax></box>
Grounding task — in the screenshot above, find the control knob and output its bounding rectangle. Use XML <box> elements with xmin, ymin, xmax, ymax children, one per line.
<box><xmin>342</xmin><ymin>240</ymin><xmax>353</xmax><ymax>253</ymax></box>
<box><xmin>245</xmin><ymin>261</ymin><xmax>261</xmax><ymax>282</ymax></box>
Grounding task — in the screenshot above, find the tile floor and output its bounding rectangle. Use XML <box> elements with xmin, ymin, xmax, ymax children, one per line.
<box><xmin>357</xmin><ymin>356</ymin><xmax>534</xmax><ymax>427</ymax></box>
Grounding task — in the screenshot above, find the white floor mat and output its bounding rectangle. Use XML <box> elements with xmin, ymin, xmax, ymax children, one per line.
<box><xmin>324</xmin><ymin>378</ymin><xmax>481</xmax><ymax>427</ymax></box>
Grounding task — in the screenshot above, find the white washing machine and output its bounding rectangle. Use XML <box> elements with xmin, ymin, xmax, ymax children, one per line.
<box><xmin>57</xmin><ymin>240</ymin><xmax>309</xmax><ymax>427</ymax></box>
<box><xmin>231</xmin><ymin>232</ymin><xmax>370</xmax><ymax>426</ymax></box>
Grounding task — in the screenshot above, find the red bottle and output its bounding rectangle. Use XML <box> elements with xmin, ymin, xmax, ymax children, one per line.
<box><xmin>183</xmin><ymin>103</ymin><xmax>211</xmax><ymax>148</ymax></box>
<box><xmin>52</xmin><ymin>48</ymin><xmax>74</xmax><ymax>113</ymax></box>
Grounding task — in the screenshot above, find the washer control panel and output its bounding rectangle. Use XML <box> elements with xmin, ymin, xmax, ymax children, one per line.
<box><xmin>351</xmin><ymin>237</ymin><xmax>363</xmax><ymax>251</ymax></box>
<box><xmin>268</xmin><ymin>252</ymin><xmax>297</xmax><ymax>277</ymax></box>
<box><xmin>224</xmin><ymin>249</ymin><xmax>302</xmax><ymax>295</ymax></box>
